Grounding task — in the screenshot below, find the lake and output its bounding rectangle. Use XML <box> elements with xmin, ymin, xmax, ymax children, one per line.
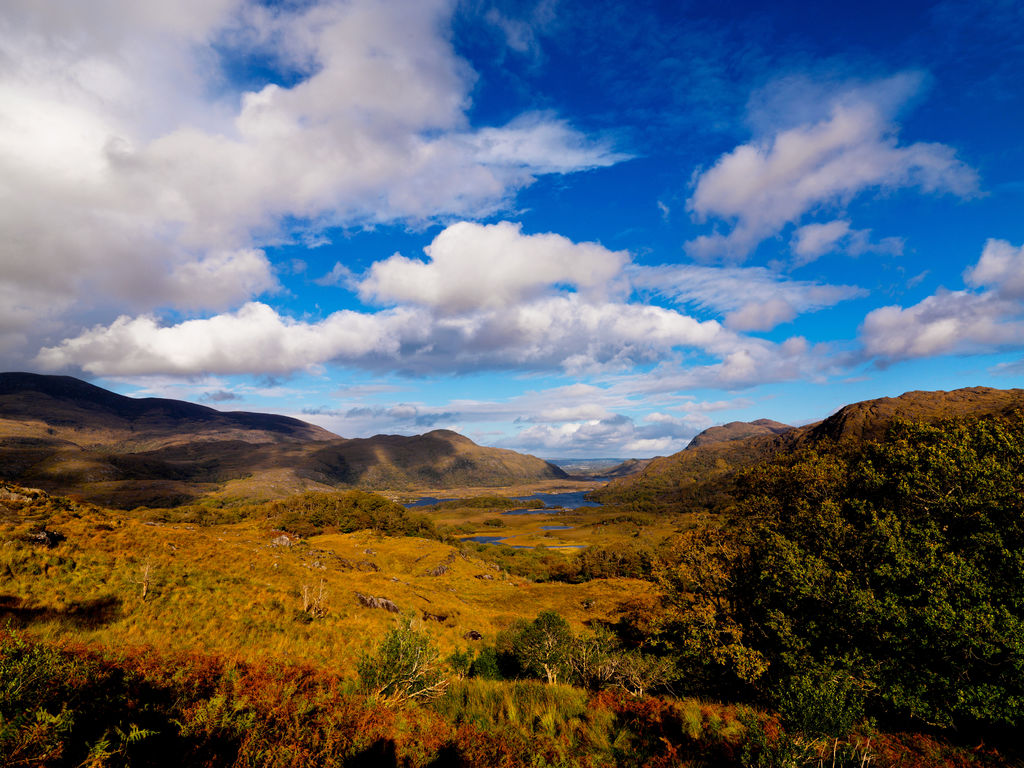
<box><xmin>404</xmin><ymin>490</ymin><xmax>600</xmax><ymax>509</ymax></box>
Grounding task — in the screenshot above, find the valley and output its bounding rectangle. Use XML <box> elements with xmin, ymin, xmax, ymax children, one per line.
<box><xmin>1</xmin><ymin>376</ymin><xmax>1023</xmax><ymax>767</ymax></box>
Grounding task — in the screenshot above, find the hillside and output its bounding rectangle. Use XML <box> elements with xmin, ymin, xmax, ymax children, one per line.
<box><xmin>686</xmin><ymin>418</ymin><xmax>792</xmax><ymax>449</ymax></box>
<box><xmin>595</xmin><ymin>386</ymin><xmax>1024</xmax><ymax>511</ymax></box>
<box><xmin>0</xmin><ymin>373</ymin><xmax>567</xmax><ymax>506</ymax></box>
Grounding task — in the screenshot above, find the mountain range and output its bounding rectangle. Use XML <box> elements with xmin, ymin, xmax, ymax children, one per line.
<box><xmin>595</xmin><ymin>385</ymin><xmax>1024</xmax><ymax>511</ymax></box>
<box><xmin>0</xmin><ymin>372</ymin><xmax>567</xmax><ymax>507</ymax></box>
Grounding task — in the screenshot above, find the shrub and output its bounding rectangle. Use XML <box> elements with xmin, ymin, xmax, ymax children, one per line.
<box><xmin>358</xmin><ymin>618</ymin><xmax>448</xmax><ymax>704</ymax></box>
<box><xmin>469</xmin><ymin>646</ymin><xmax>503</xmax><ymax>680</ymax></box>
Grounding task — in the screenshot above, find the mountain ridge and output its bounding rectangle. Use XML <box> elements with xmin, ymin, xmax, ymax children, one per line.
<box><xmin>595</xmin><ymin>386</ymin><xmax>1024</xmax><ymax>511</ymax></box>
<box><xmin>0</xmin><ymin>373</ymin><xmax>567</xmax><ymax>506</ymax></box>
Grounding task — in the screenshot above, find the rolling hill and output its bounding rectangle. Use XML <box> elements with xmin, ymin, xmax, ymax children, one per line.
<box><xmin>594</xmin><ymin>386</ymin><xmax>1024</xmax><ymax>511</ymax></box>
<box><xmin>0</xmin><ymin>373</ymin><xmax>567</xmax><ymax>506</ymax></box>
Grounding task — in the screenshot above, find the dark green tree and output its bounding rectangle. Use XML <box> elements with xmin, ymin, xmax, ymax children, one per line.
<box><xmin>733</xmin><ymin>415</ymin><xmax>1024</xmax><ymax>731</ymax></box>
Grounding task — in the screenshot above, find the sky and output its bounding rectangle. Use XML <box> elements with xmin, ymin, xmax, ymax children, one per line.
<box><xmin>3</xmin><ymin>0</ymin><xmax>1024</xmax><ymax>458</ymax></box>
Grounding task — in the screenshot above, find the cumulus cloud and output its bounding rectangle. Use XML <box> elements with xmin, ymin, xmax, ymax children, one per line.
<box><xmin>37</xmin><ymin>294</ymin><xmax>732</xmax><ymax>378</ymax></box>
<box><xmin>860</xmin><ymin>239</ymin><xmax>1024</xmax><ymax>365</ymax></box>
<box><xmin>510</xmin><ymin>410</ymin><xmax>706</xmax><ymax>456</ymax></box>
<box><xmin>0</xmin><ymin>0</ymin><xmax>622</xmax><ymax>366</ymax></box>
<box><xmin>686</xmin><ymin>74</ymin><xmax>978</xmax><ymax>260</ymax></box>
<box><xmin>860</xmin><ymin>291</ymin><xmax>1022</xmax><ymax>363</ymax></box>
<box><xmin>964</xmin><ymin>239</ymin><xmax>1024</xmax><ymax>299</ymax></box>
<box><xmin>35</xmin><ymin>302</ymin><xmax>424</xmax><ymax>376</ymax></box>
<box><xmin>359</xmin><ymin>221</ymin><xmax>630</xmax><ymax>313</ymax></box>
<box><xmin>633</xmin><ymin>264</ymin><xmax>865</xmax><ymax>331</ymax></box>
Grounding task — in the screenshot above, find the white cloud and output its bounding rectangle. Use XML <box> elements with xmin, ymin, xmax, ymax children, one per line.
<box><xmin>509</xmin><ymin>410</ymin><xmax>708</xmax><ymax>456</ymax></box>
<box><xmin>791</xmin><ymin>220</ymin><xmax>854</xmax><ymax>262</ymax></box>
<box><xmin>0</xmin><ymin>0</ymin><xmax>622</xmax><ymax>367</ymax></box>
<box><xmin>964</xmin><ymin>239</ymin><xmax>1024</xmax><ymax>299</ymax></box>
<box><xmin>790</xmin><ymin>220</ymin><xmax>904</xmax><ymax>266</ymax></box>
<box><xmin>314</xmin><ymin>262</ymin><xmax>356</xmax><ymax>288</ymax></box>
<box><xmin>633</xmin><ymin>264</ymin><xmax>865</xmax><ymax>331</ymax></box>
<box><xmin>686</xmin><ymin>74</ymin><xmax>978</xmax><ymax>260</ymax></box>
<box><xmin>359</xmin><ymin>221</ymin><xmax>630</xmax><ymax>313</ymax></box>
<box><xmin>161</xmin><ymin>249</ymin><xmax>279</xmax><ymax>310</ymax></box>
<box><xmin>603</xmin><ymin>334</ymin><xmax>830</xmax><ymax>393</ymax></box>
<box><xmin>860</xmin><ymin>291</ymin><xmax>1022</xmax><ymax>363</ymax></box>
<box><xmin>35</xmin><ymin>302</ymin><xmax>424</xmax><ymax>376</ymax></box>
<box><xmin>36</xmin><ymin>291</ymin><xmax>736</xmax><ymax>379</ymax></box>
<box><xmin>860</xmin><ymin>239</ymin><xmax>1024</xmax><ymax>365</ymax></box>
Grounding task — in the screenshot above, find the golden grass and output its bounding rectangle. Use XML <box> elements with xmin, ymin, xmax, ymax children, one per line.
<box><xmin>0</xmin><ymin>502</ymin><xmax>657</xmax><ymax>678</ymax></box>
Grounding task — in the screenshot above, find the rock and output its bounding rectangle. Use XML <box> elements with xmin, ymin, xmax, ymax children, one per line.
<box><xmin>25</xmin><ymin>529</ymin><xmax>65</xmax><ymax>548</ymax></box>
<box><xmin>427</xmin><ymin>564</ymin><xmax>449</xmax><ymax>577</ymax></box>
<box><xmin>474</xmin><ymin>573</ymin><xmax>494</xmax><ymax>580</ymax></box>
<box><xmin>356</xmin><ymin>560</ymin><xmax>379</xmax><ymax>572</ymax></box>
<box><xmin>270</xmin><ymin>534</ymin><xmax>293</xmax><ymax>547</ymax></box>
<box><xmin>463</xmin><ymin>630</ymin><xmax>483</xmax><ymax>641</ymax></box>
<box><xmin>422</xmin><ymin>611</ymin><xmax>448</xmax><ymax>623</ymax></box>
<box><xmin>355</xmin><ymin>593</ymin><xmax>399</xmax><ymax>612</ymax></box>
<box><xmin>363</xmin><ymin>548</ymin><xmax>376</xmax><ymax>555</ymax></box>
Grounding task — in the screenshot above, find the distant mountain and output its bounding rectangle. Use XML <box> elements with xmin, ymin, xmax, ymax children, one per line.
<box><xmin>686</xmin><ymin>418</ymin><xmax>792</xmax><ymax>449</ymax></box>
<box><xmin>594</xmin><ymin>387</ymin><xmax>1024</xmax><ymax>512</ymax></box>
<box><xmin>0</xmin><ymin>373</ymin><xmax>567</xmax><ymax>507</ymax></box>
<box><xmin>548</xmin><ymin>458</ymin><xmax>654</xmax><ymax>479</ymax></box>
<box><xmin>0</xmin><ymin>372</ymin><xmax>337</xmax><ymax>449</ymax></box>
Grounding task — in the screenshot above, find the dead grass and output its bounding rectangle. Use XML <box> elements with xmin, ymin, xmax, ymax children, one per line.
<box><xmin>0</xmin><ymin>501</ymin><xmax>656</xmax><ymax>677</ymax></box>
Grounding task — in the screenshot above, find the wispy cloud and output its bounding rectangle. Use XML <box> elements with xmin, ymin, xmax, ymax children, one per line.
<box><xmin>686</xmin><ymin>73</ymin><xmax>978</xmax><ymax>261</ymax></box>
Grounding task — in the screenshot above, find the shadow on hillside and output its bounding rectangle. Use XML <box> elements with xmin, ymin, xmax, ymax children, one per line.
<box><xmin>0</xmin><ymin>593</ymin><xmax>122</xmax><ymax>628</ymax></box>
<box><xmin>346</xmin><ymin>739</ymin><xmax>459</xmax><ymax>768</ymax></box>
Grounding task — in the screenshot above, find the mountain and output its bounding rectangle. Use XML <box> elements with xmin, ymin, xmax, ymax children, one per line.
<box><xmin>685</xmin><ymin>418</ymin><xmax>793</xmax><ymax>449</ymax></box>
<box><xmin>0</xmin><ymin>373</ymin><xmax>566</xmax><ymax>506</ymax></box>
<box><xmin>595</xmin><ymin>386</ymin><xmax>1024</xmax><ymax>512</ymax></box>
<box><xmin>0</xmin><ymin>372</ymin><xmax>337</xmax><ymax>449</ymax></box>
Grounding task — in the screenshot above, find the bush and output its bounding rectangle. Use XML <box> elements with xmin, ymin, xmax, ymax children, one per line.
<box><xmin>358</xmin><ymin>618</ymin><xmax>448</xmax><ymax>704</ymax></box>
<box><xmin>469</xmin><ymin>646</ymin><xmax>503</xmax><ymax>680</ymax></box>
<box><xmin>775</xmin><ymin>666</ymin><xmax>866</xmax><ymax>738</ymax></box>
<box><xmin>730</xmin><ymin>415</ymin><xmax>1024</xmax><ymax>732</ymax></box>
<box><xmin>265</xmin><ymin>490</ymin><xmax>438</xmax><ymax>539</ymax></box>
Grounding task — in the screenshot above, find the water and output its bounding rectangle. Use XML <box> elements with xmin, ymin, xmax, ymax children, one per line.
<box><xmin>462</xmin><ymin>535</ymin><xmax>512</xmax><ymax>545</ymax></box>
<box><xmin>404</xmin><ymin>496</ymin><xmax>456</xmax><ymax>508</ymax></box>
<box><xmin>404</xmin><ymin>490</ymin><xmax>600</xmax><ymax>510</ymax></box>
<box><xmin>540</xmin><ymin>525</ymin><xmax>573</xmax><ymax>530</ymax></box>
<box><xmin>511</xmin><ymin>491</ymin><xmax>600</xmax><ymax>508</ymax></box>
<box><xmin>460</xmin><ymin>534</ymin><xmax>585</xmax><ymax>549</ymax></box>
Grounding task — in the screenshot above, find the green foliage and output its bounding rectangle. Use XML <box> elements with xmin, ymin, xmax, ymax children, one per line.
<box><xmin>265</xmin><ymin>490</ymin><xmax>438</xmax><ymax>539</ymax></box>
<box><xmin>775</xmin><ymin>666</ymin><xmax>866</xmax><ymax>738</ymax></box>
<box><xmin>733</xmin><ymin>414</ymin><xmax>1024</xmax><ymax>732</ymax></box>
<box><xmin>509</xmin><ymin>610</ymin><xmax>573</xmax><ymax>684</ymax></box>
<box><xmin>469</xmin><ymin>646</ymin><xmax>503</xmax><ymax>680</ymax></box>
<box><xmin>446</xmin><ymin>647</ymin><xmax>474</xmax><ymax>679</ymax></box>
<box><xmin>569</xmin><ymin>541</ymin><xmax>656</xmax><ymax>582</ymax></box>
<box><xmin>431</xmin><ymin>496</ymin><xmax>546</xmax><ymax>511</ymax></box>
<box><xmin>358</xmin><ymin>617</ymin><xmax>448</xmax><ymax>703</ymax></box>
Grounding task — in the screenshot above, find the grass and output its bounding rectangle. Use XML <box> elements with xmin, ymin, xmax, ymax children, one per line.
<box><xmin>1</xmin><ymin>484</ymin><xmax>1017</xmax><ymax>767</ymax></box>
<box><xmin>0</xmin><ymin>495</ymin><xmax>661</xmax><ymax>674</ymax></box>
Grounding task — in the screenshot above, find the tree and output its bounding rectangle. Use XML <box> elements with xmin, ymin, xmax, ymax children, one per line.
<box><xmin>511</xmin><ymin>610</ymin><xmax>573</xmax><ymax>684</ymax></box>
<box><xmin>734</xmin><ymin>415</ymin><xmax>1024</xmax><ymax>731</ymax></box>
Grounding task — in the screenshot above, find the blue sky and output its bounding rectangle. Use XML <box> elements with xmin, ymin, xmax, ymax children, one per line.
<box><xmin>3</xmin><ymin>0</ymin><xmax>1024</xmax><ymax>457</ymax></box>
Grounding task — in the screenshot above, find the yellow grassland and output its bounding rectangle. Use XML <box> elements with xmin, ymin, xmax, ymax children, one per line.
<box><xmin>0</xmin><ymin>497</ymin><xmax>666</xmax><ymax>677</ymax></box>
